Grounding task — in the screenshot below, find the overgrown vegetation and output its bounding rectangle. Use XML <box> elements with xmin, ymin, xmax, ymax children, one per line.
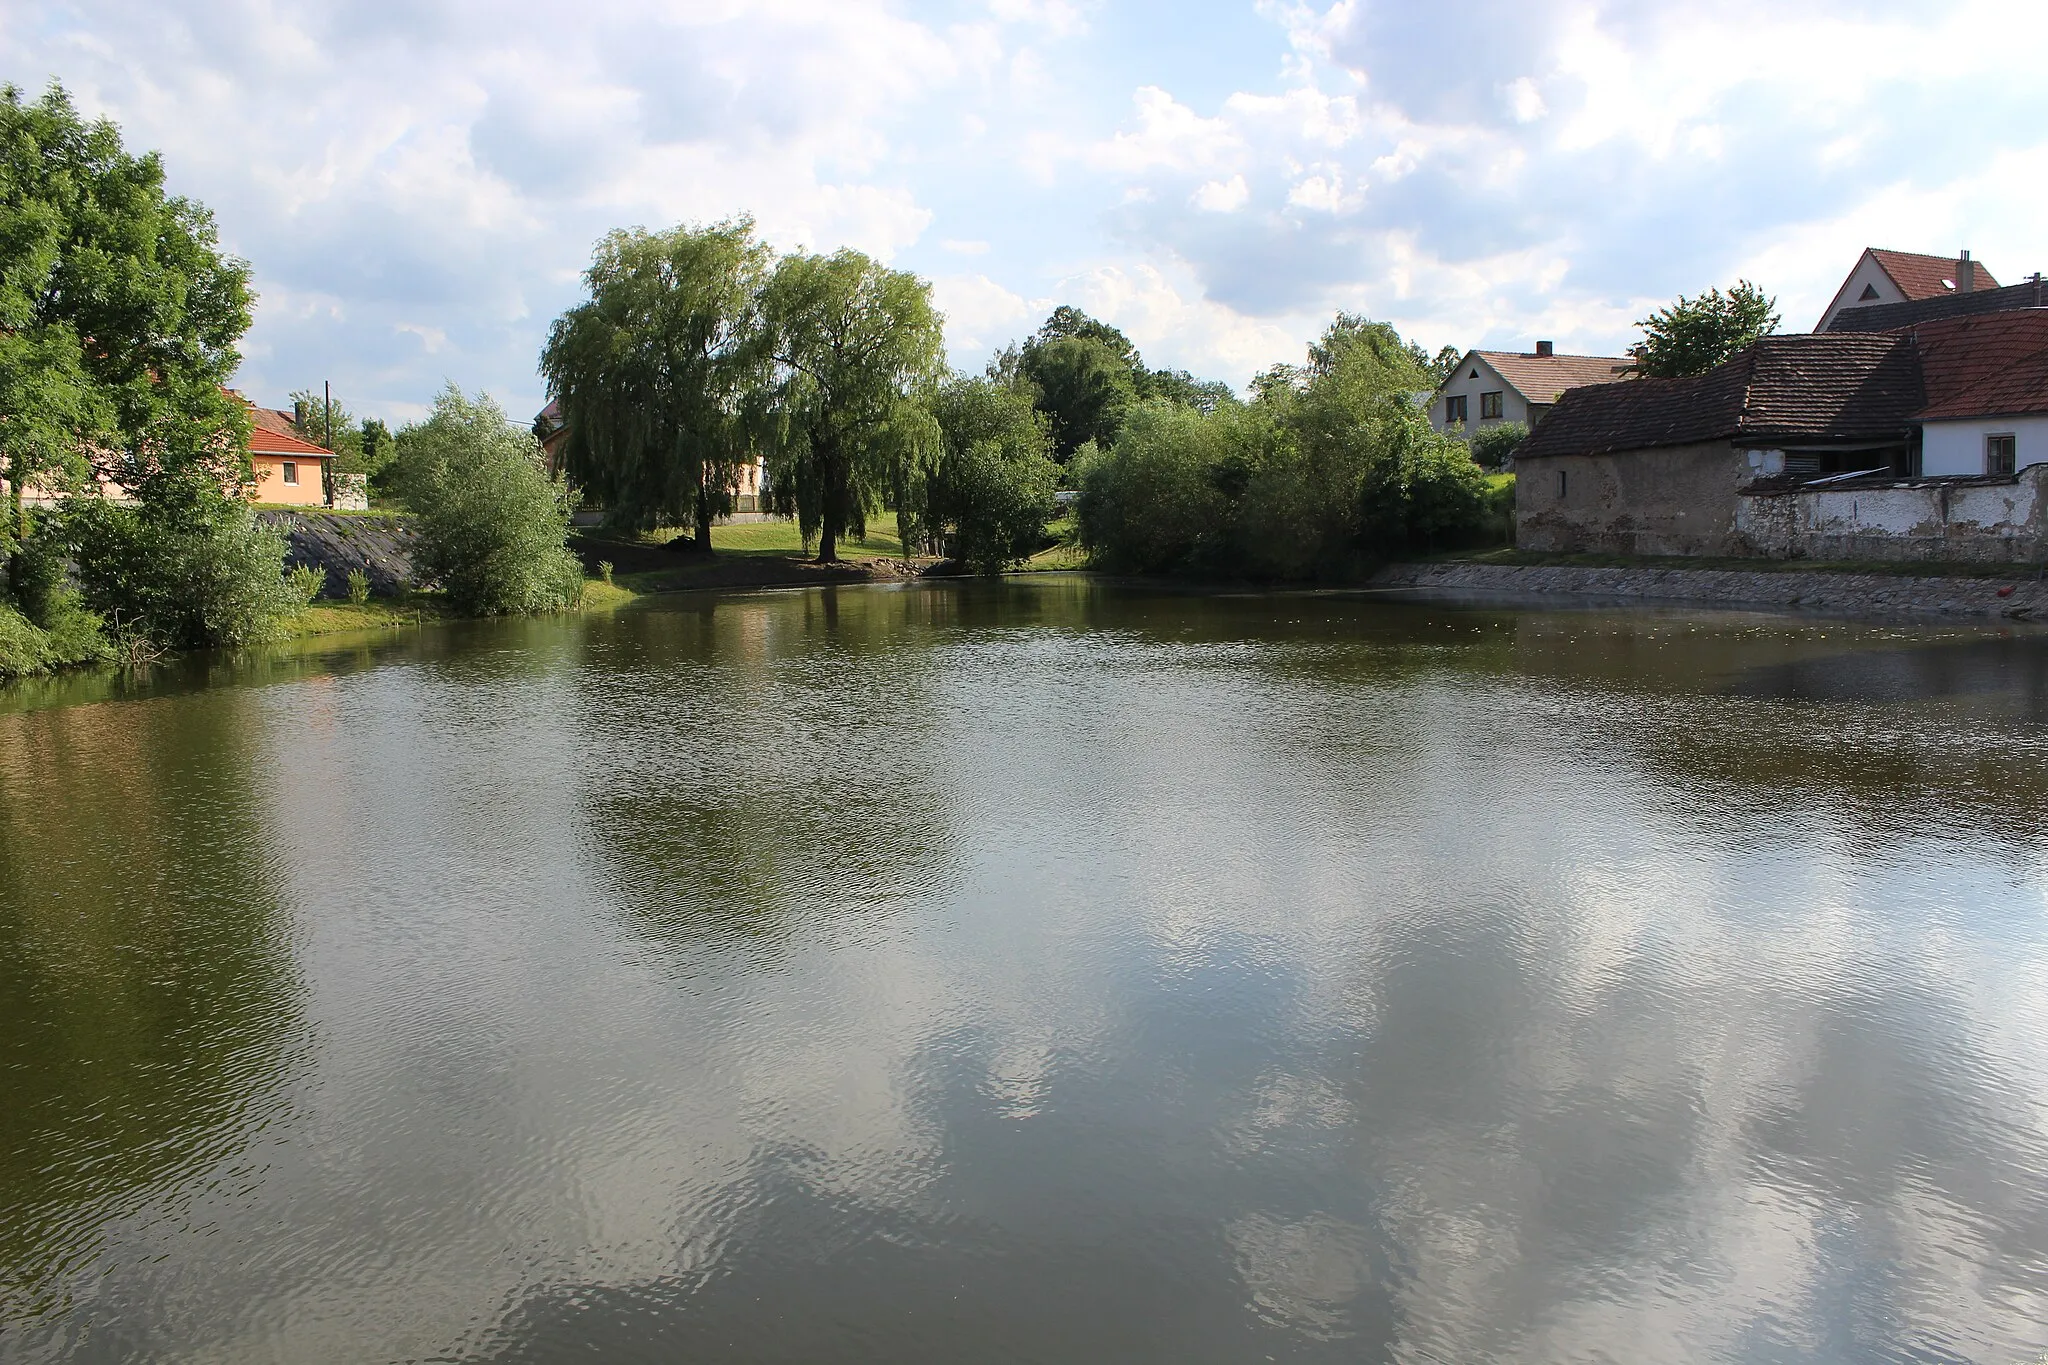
<box><xmin>1467</xmin><ymin>420</ymin><xmax>1529</xmax><ymax>469</ymax></box>
<box><xmin>393</xmin><ymin>386</ymin><xmax>585</xmax><ymax>616</ymax></box>
<box><xmin>1076</xmin><ymin>316</ymin><xmax>1499</xmax><ymax>580</ymax></box>
<box><xmin>1631</xmin><ymin>280</ymin><xmax>1781</xmax><ymax>378</ymax></box>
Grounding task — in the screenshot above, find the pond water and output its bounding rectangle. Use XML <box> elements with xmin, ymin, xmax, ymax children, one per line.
<box><xmin>4</xmin><ymin>578</ymin><xmax>2048</xmax><ymax>1364</ymax></box>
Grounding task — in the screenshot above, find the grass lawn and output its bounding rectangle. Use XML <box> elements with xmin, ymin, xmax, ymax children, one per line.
<box><xmin>707</xmin><ymin>517</ymin><xmax>906</xmax><ymax>558</ymax></box>
<box><xmin>1020</xmin><ymin>516</ymin><xmax>1089</xmax><ymax>572</ymax></box>
<box><xmin>286</xmin><ymin>575</ymin><xmax>640</xmax><ymax>640</ymax></box>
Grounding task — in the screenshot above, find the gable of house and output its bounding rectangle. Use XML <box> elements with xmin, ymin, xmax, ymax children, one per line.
<box><xmin>1818</xmin><ymin>248</ymin><xmax>2003</xmax><ymax>332</ymax></box>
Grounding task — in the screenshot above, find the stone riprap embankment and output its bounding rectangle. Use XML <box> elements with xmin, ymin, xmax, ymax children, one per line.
<box><xmin>258</xmin><ymin>510</ymin><xmax>419</xmax><ymax>597</ymax></box>
<box><xmin>1373</xmin><ymin>561</ymin><xmax>2048</xmax><ymax>620</ymax></box>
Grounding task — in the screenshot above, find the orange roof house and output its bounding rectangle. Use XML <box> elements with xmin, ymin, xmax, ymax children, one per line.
<box><xmin>1815</xmin><ymin>248</ymin><xmax>2000</xmax><ymax>331</ymax></box>
<box><xmin>1428</xmin><ymin>341</ymin><xmax>1634</xmax><ymax>436</ymax></box>
<box><xmin>244</xmin><ymin>404</ymin><xmax>336</xmax><ymax>506</ymax></box>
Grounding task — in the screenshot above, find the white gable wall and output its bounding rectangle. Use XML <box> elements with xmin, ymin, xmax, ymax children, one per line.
<box><xmin>1431</xmin><ymin>354</ymin><xmax>1533</xmax><ymax>434</ymax></box>
<box><xmin>1922</xmin><ymin>416</ymin><xmax>2048</xmax><ymax>476</ymax></box>
<box><xmin>1815</xmin><ymin>252</ymin><xmax>1912</xmax><ymax>332</ymax></box>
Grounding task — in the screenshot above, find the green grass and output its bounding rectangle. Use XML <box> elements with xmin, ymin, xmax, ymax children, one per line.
<box><xmin>707</xmin><ymin>517</ymin><xmax>907</xmax><ymax>558</ymax></box>
<box><xmin>1020</xmin><ymin>516</ymin><xmax>1089</xmax><ymax>572</ymax></box>
<box><xmin>286</xmin><ymin>573</ymin><xmax>640</xmax><ymax>640</ymax></box>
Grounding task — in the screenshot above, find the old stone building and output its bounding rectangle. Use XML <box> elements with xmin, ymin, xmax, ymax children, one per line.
<box><xmin>1513</xmin><ymin>311</ymin><xmax>2048</xmax><ymax>563</ymax></box>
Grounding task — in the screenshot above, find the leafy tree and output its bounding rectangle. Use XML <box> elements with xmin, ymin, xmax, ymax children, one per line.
<box><xmin>1019</xmin><ymin>335</ymin><xmax>1138</xmax><ymax>459</ymax></box>
<box><xmin>1420</xmin><ymin>343</ymin><xmax>1463</xmax><ymax>387</ymax></box>
<box><xmin>287</xmin><ymin>388</ymin><xmax>361</xmax><ymax>463</ymax></box>
<box><xmin>1467</xmin><ymin>420</ymin><xmax>1529</xmax><ymax>469</ymax></box>
<box><xmin>66</xmin><ymin>468</ymin><xmax>319</xmax><ymax>648</ymax></box>
<box><xmin>394</xmin><ymin>385</ymin><xmax>584</xmax><ymax>616</ymax></box>
<box><xmin>1074</xmin><ymin>400</ymin><xmax>1237</xmax><ymax>574</ymax></box>
<box><xmin>1631</xmin><ymin>280</ymin><xmax>1780</xmax><ymax>378</ymax></box>
<box><xmin>542</xmin><ymin>218</ymin><xmax>771</xmax><ymax>550</ymax></box>
<box><xmin>759</xmin><ymin>249</ymin><xmax>946</xmax><ymax>563</ymax></box>
<box><xmin>923</xmin><ymin>376</ymin><xmax>1058</xmax><ymax>572</ymax></box>
<box><xmin>1031</xmin><ymin>305</ymin><xmax>1140</xmax><ymax>368</ymax></box>
<box><xmin>0</xmin><ymin>82</ymin><xmax>253</xmax><ymax>584</ymax></box>
<box><xmin>1138</xmin><ymin>367</ymin><xmax>1234</xmax><ymax>413</ymax></box>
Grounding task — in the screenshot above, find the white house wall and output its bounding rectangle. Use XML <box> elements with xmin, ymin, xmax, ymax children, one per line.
<box><xmin>1921</xmin><ymin>416</ymin><xmax>2048</xmax><ymax>476</ymax></box>
<box><xmin>1736</xmin><ymin>464</ymin><xmax>2048</xmax><ymax>562</ymax></box>
<box><xmin>1432</xmin><ymin>355</ymin><xmax>1531</xmax><ymax>434</ymax></box>
<box><xmin>1815</xmin><ymin>252</ymin><xmax>1910</xmax><ymax>331</ymax></box>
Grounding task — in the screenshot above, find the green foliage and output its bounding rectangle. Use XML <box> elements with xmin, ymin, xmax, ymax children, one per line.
<box><xmin>345</xmin><ymin>567</ymin><xmax>371</xmax><ymax>604</ymax></box>
<box><xmin>1632</xmin><ymin>280</ymin><xmax>1781</xmax><ymax>378</ymax></box>
<box><xmin>1467</xmin><ymin>420</ymin><xmax>1529</xmax><ymax>468</ymax></box>
<box><xmin>760</xmin><ymin>249</ymin><xmax>946</xmax><ymax>562</ymax></box>
<box><xmin>65</xmin><ymin>470</ymin><xmax>316</xmax><ymax>648</ymax></box>
<box><xmin>1013</xmin><ymin>306</ymin><xmax>1234</xmax><ymax>458</ymax></box>
<box><xmin>398</xmin><ymin>385</ymin><xmax>584</xmax><ymax>616</ymax></box>
<box><xmin>0</xmin><ymin>82</ymin><xmax>254</xmax><ymax>564</ymax></box>
<box><xmin>1075</xmin><ymin>401</ymin><xmax>1236</xmax><ymax>574</ymax></box>
<box><xmin>922</xmin><ymin>377</ymin><xmax>1058</xmax><ymax>573</ymax></box>
<box><xmin>1077</xmin><ymin>314</ymin><xmax>1499</xmax><ymax>580</ymax></box>
<box><xmin>597</xmin><ymin>560</ymin><xmax>614</xmax><ymax>586</ymax></box>
<box><xmin>542</xmin><ymin>218</ymin><xmax>771</xmax><ymax>547</ymax></box>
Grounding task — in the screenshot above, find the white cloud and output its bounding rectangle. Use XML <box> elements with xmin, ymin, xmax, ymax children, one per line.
<box><xmin>930</xmin><ymin>272</ymin><xmax>1035</xmax><ymax>352</ymax></box>
<box><xmin>1192</xmin><ymin>174</ymin><xmax>1251</xmax><ymax>212</ymax></box>
<box><xmin>941</xmin><ymin>238</ymin><xmax>992</xmax><ymax>255</ymax></box>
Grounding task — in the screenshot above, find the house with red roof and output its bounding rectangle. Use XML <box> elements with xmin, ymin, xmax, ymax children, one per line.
<box><xmin>245</xmin><ymin>403</ymin><xmax>340</xmax><ymax>506</ymax></box>
<box><xmin>1815</xmin><ymin>248</ymin><xmax>1999</xmax><ymax>332</ymax></box>
<box><xmin>1511</xmin><ymin>310</ymin><xmax>2048</xmax><ymax>562</ymax></box>
<box><xmin>1428</xmin><ymin>341</ymin><xmax>1633</xmax><ymax>436</ymax></box>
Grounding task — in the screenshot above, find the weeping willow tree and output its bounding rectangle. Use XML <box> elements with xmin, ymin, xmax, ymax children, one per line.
<box><xmin>540</xmin><ymin>218</ymin><xmax>770</xmax><ymax>550</ymax></box>
<box><xmin>758</xmin><ymin>250</ymin><xmax>946</xmax><ymax>563</ymax></box>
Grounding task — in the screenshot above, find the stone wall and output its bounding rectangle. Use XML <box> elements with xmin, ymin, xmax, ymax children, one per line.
<box><xmin>257</xmin><ymin>510</ymin><xmax>419</xmax><ymax>598</ymax></box>
<box><xmin>1515</xmin><ymin>442</ymin><xmax>1751</xmax><ymax>556</ymax></box>
<box><xmin>1736</xmin><ymin>465</ymin><xmax>2048</xmax><ymax>564</ymax></box>
<box><xmin>1373</xmin><ymin>560</ymin><xmax>2048</xmax><ymax>620</ymax></box>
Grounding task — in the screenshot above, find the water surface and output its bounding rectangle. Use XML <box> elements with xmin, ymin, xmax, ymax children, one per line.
<box><xmin>4</xmin><ymin>579</ymin><xmax>2048</xmax><ymax>1364</ymax></box>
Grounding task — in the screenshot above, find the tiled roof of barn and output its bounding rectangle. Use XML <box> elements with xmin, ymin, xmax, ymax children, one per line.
<box><xmin>1514</xmin><ymin>335</ymin><xmax>1922</xmax><ymax>460</ymax></box>
<box><xmin>247</xmin><ymin>405</ymin><xmax>334</xmax><ymax>457</ymax></box>
<box><xmin>1912</xmin><ymin>310</ymin><xmax>2048</xmax><ymax>420</ymax></box>
<box><xmin>1827</xmin><ymin>277</ymin><xmax>2048</xmax><ymax>333</ymax></box>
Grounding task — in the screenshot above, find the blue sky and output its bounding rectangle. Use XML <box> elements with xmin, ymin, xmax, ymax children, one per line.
<box><xmin>6</xmin><ymin>0</ymin><xmax>2044</xmax><ymax>426</ymax></box>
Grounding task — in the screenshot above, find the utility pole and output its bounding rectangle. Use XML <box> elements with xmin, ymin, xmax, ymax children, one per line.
<box><xmin>323</xmin><ymin>381</ymin><xmax>335</xmax><ymax>509</ymax></box>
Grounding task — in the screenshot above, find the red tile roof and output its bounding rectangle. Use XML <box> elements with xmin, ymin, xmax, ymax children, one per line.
<box><xmin>247</xmin><ymin>404</ymin><xmax>334</xmax><ymax>458</ymax></box>
<box><xmin>1515</xmin><ymin>334</ymin><xmax>1923</xmax><ymax>460</ymax></box>
<box><xmin>1912</xmin><ymin>310</ymin><xmax>2048</xmax><ymax>420</ymax></box>
<box><xmin>1870</xmin><ymin>249</ymin><xmax>1998</xmax><ymax>301</ymax></box>
<box><xmin>1471</xmin><ymin>350</ymin><xmax>1633</xmax><ymax>404</ymax></box>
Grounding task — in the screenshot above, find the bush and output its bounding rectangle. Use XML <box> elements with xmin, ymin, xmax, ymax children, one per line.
<box><xmin>398</xmin><ymin>385</ymin><xmax>585</xmax><ymax>616</ymax></box>
<box><xmin>6</xmin><ymin>517</ymin><xmax>110</xmax><ymax>669</ymax></box>
<box><xmin>948</xmin><ymin>439</ymin><xmax>1057</xmax><ymax>575</ymax></box>
<box><xmin>1467</xmin><ymin>421</ymin><xmax>1528</xmax><ymax>469</ymax></box>
<box><xmin>346</xmin><ymin>567</ymin><xmax>371</xmax><ymax>604</ymax></box>
<box><xmin>1358</xmin><ymin>423</ymin><xmax>1494</xmax><ymax>557</ymax></box>
<box><xmin>1074</xmin><ymin>402</ymin><xmax>1233</xmax><ymax>574</ymax></box>
<box><xmin>65</xmin><ymin>472</ymin><xmax>319</xmax><ymax>648</ymax></box>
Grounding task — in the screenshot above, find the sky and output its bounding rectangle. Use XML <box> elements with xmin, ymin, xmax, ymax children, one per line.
<box><xmin>6</xmin><ymin>0</ymin><xmax>2046</xmax><ymax>426</ymax></box>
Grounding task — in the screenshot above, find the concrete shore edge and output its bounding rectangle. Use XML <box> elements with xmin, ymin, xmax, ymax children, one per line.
<box><xmin>1371</xmin><ymin>561</ymin><xmax>2048</xmax><ymax>620</ymax></box>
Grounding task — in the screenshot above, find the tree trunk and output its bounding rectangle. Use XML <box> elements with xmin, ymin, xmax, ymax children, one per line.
<box><xmin>690</xmin><ymin>476</ymin><xmax>715</xmax><ymax>555</ymax></box>
<box><xmin>817</xmin><ymin>449</ymin><xmax>844</xmax><ymax>564</ymax></box>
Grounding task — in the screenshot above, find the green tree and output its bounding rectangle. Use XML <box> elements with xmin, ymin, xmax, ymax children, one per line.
<box><xmin>1137</xmin><ymin>366</ymin><xmax>1235</xmax><ymax>413</ymax></box>
<box><xmin>1467</xmin><ymin>420</ymin><xmax>1529</xmax><ymax>469</ymax></box>
<box><xmin>1074</xmin><ymin>400</ymin><xmax>1237</xmax><ymax>575</ymax></box>
<box><xmin>1019</xmin><ymin>335</ymin><xmax>1138</xmax><ymax>459</ymax></box>
<box><xmin>394</xmin><ymin>385</ymin><xmax>584</xmax><ymax>616</ymax></box>
<box><xmin>759</xmin><ymin>250</ymin><xmax>946</xmax><ymax>563</ymax></box>
<box><xmin>0</xmin><ymin>83</ymin><xmax>253</xmax><ymax>582</ymax></box>
<box><xmin>1631</xmin><ymin>280</ymin><xmax>1781</xmax><ymax>378</ymax></box>
<box><xmin>66</xmin><ymin>467</ymin><xmax>319</xmax><ymax>648</ymax></box>
<box><xmin>542</xmin><ymin>218</ymin><xmax>771</xmax><ymax>551</ymax></box>
<box><xmin>924</xmin><ymin>376</ymin><xmax>1058</xmax><ymax>572</ymax></box>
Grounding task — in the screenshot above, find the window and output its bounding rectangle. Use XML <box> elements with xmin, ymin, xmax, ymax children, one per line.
<box><xmin>1444</xmin><ymin>394</ymin><xmax>1468</xmax><ymax>425</ymax></box>
<box><xmin>1557</xmin><ymin>469</ymin><xmax>1568</xmax><ymax>499</ymax></box>
<box><xmin>1858</xmin><ymin>283</ymin><xmax>1881</xmax><ymax>301</ymax></box>
<box><xmin>282</xmin><ymin>461</ymin><xmax>298</xmax><ymax>485</ymax></box>
<box><xmin>1480</xmin><ymin>391</ymin><xmax>1504</xmax><ymax>420</ymax></box>
<box><xmin>1987</xmin><ymin>433</ymin><xmax>2017</xmax><ymax>477</ymax></box>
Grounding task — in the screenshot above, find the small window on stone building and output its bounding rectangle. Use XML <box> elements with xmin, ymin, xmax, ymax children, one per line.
<box><xmin>282</xmin><ymin>461</ymin><xmax>298</xmax><ymax>485</ymax></box>
<box><xmin>1445</xmin><ymin>394</ymin><xmax>1467</xmax><ymax>425</ymax></box>
<box><xmin>1557</xmin><ymin>469</ymin><xmax>1568</xmax><ymax>499</ymax></box>
<box><xmin>1480</xmin><ymin>391</ymin><xmax>1503</xmax><ymax>420</ymax></box>
<box><xmin>1987</xmin><ymin>433</ymin><xmax>2017</xmax><ymax>477</ymax></box>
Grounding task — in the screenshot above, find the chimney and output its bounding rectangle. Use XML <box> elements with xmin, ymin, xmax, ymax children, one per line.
<box><xmin>1958</xmin><ymin>249</ymin><xmax>1975</xmax><ymax>294</ymax></box>
<box><xmin>293</xmin><ymin>399</ymin><xmax>308</xmax><ymax>429</ymax></box>
<box><xmin>1535</xmin><ymin>339</ymin><xmax>1554</xmax><ymax>357</ymax></box>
